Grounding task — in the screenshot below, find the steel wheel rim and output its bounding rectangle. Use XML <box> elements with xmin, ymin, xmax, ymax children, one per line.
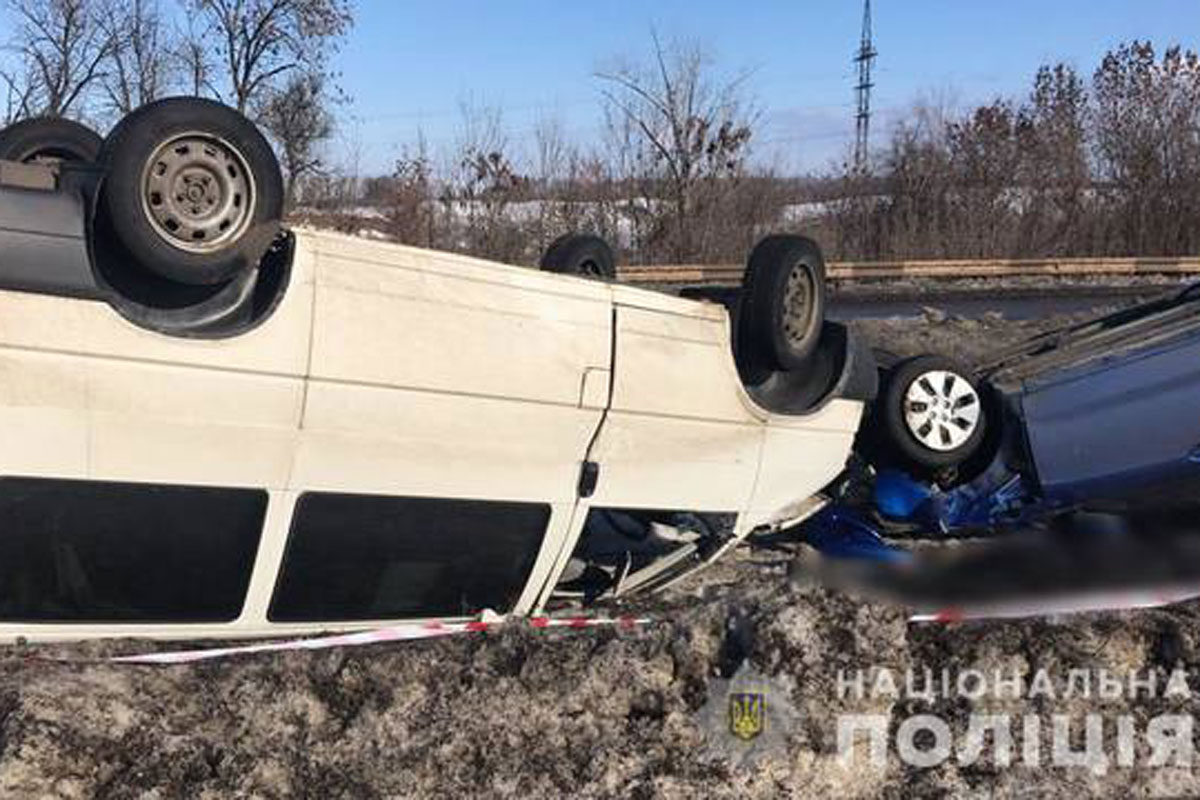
<box><xmin>140</xmin><ymin>132</ymin><xmax>255</xmax><ymax>254</ymax></box>
<box><xmin>781</xmin><ymin>264</ymin><xmax>815</xmax><ymax>348</ymax></box>
<box><xmin>903</xmin><ymin>369</ymin><xmax>981</xmax><ymax>452</ymax></box>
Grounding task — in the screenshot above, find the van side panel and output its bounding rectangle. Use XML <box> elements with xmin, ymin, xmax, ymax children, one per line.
<box><xmin>0</xmin><ymin>245</ymin><xmax>314</xmax><ymax>489</ymax></box>
<box><xmin>304</xmin><ymin>239</ymin><xmax>611</xmax><ymax>404</ymax></box>
<box><xmin>590</xmin><ymin>294</ymin><xmax>862</xmax><ymax>526</ymax></box>
<box><xmin>0</xmin><ymin>260</ymin><xmax>312</xmax><ymax>374</ymax></box>
<box><xmin>749</xmin><ymin>401</ymin><xmax>862</xmax><ymax>525</ymax></box>
<box><xmin>297</xmin><ymin>235</ymin><xmax>612</xmax><ymax>504</ymax></box>
<box><xmin>587</xmin><ymin>303</ymin><xmax>764</xmax><ymax>511</ymax></box>
<box><xmin>0</xmin><ymin>350</ymin><xmax>302</xmax><ymax>486</ymax></box>
<box><xmin>295</xmin><ymin>385</ymin><xmax>600</xmax><ymax>502</ymax></box>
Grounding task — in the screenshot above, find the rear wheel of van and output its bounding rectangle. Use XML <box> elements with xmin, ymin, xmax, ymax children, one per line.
<box><xmin>0</xmin><ymin>117</ymin><xmax>102</xmax><ymax>164</ymax></box>
<box><xmin>739</xmin><ymin>235</ymin><xmax>827</xmax><ymax>371</ymax></box>
<box><xmin>540</xmin><ymin>234</ymin><xmax>616</xmax><ymax>280</ymax></box>
<box><xmin>97</xmin><ymin>97</ymin><xmax>284</xmax><ymax>286</ymax></box>
<box><xmin>880</xmin><ymin>355</ymin><xmax>987</xmax><ymax>472</ymax></box>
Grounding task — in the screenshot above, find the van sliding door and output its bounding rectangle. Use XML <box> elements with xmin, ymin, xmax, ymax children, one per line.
<box><xmin>291</xmin><ymin>239</ymin><xmax>614</xmax><ymax>618</ymax></box>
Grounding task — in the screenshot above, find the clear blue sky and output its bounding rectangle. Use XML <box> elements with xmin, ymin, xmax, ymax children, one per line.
<box><xmin>337</xmin><ymin>0</ymin><xmax>1198</xmax><ymax>175</ymax></box>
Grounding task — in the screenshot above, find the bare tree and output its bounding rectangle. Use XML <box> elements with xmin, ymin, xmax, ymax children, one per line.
<box><xmin>597</xmin><ymin>33</ymin><xmax>755</xmax><ymax>262</ymax></box>
<box><xmin>1</xmin><ymin>63</ymin><xmax>38</xmax><ymax>123</ymax></box>
<box><xmin>879</xmin><ymin>103</ymin><xmax>956</xmax><ymax>259</ymax></box>
<box><xmin>529</xmin><ymin>115</ymin><xmax>576</xmax><ymax>244</ymax></box>
<box><xmin>189</xmin><ymin>0</ymin><xmax>353</xmax><ymax>113</ymax></box>
<box><xmin>1092</xmin><ymin>41</ymin><xmax>1200</xmax><ymax>255</ymax></box>
<box><xmin>258</xmin><ymin>69</ymin><xmax>335</xmax><ymax>208</ymax></box>
<box><xmin>98</xmin><ymin>0</ymin><xmax>172</xmax><ymax>115</ymax></box>
<box><xmin>172</xmin><ymin>16</ymin><xmax>213</xmax><ymax>97</ymax></box>
<box><xmin>945</xmin><ymin>100</ymin><xmax>1025</xmax><ymax>257</ymax></box>
<box><xmin>1018</xmin><ymin>63</ymin><xmax>1091</xmax><ymax>255</ymax></box>
<box><xmin>4</xmin><ymin>0</ymin><xmax>114</xmax><ymax>117</ymax></box>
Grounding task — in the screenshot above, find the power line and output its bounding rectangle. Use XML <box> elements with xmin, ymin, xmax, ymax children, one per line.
<box><xmin>853</xmin><ymin>0</ymin><xmax>877</xmax><ymax>170</ymax></box>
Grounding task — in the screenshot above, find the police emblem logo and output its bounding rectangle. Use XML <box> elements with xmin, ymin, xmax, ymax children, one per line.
<box><xmin>728</xmin><ymin>692</ymin><xmax>766</xmax><ymax>741</ymax></box>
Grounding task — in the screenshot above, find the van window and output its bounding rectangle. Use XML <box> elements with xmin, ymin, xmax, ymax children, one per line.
<box><xmin>0</xmin><ymin>478</ymin><xmax>266</xmax><ymax>622</ymax></box>
<box><xmin>269</xmin><ymin>493</ymin><xmax>550</xmax><ymax>622</ymax></box>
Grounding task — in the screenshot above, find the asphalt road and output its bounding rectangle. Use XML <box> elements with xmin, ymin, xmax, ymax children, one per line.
<box><xmin>829</xmin><ymin>287</ymin><xmax>1150</xmax><ymax>320</ymax></box>
<box><xmin>678</xmin><ymin>276</ymin><xmax>1191</xmax><ymax>320</ymax></box>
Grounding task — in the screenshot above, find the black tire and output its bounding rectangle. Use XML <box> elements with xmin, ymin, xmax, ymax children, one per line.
<box><xmin>732</xmin><ymin>294</ymin><xmax>773</xmax><ymax>384</ymax></box>
<box><xmin>540</xmin><ymin>234</ymin><xmax>616</xmax><ymax>280</ymax></box>
<box><xmin>739</xmin><ymin>235</ymin><xmax>827</xmax><ymax>371</ymax></box>
<box><xmin>97</xmin><ymin>97</ymin><xmax>283</xmax><ymax>286</ymax></box>
<box><xmin>0</xmin><ymin>117</ymin><xmax>102</xmax><ymax>163</ymax></box>
<box><xmin>880</xmin><ymin>355</ymin><xmax>987</xmax><ymax>471</ymax></box>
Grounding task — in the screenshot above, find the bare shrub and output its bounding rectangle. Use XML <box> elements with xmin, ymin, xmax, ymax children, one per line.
<box><xmin>386</xmin><ymin>138</ymin><xmax>438</xmax><ymax>249</ymax></box>
<box><xmin>597</xmin><ymin>33</ymin><xmax>758</xmax><ymax>263</ymax></box>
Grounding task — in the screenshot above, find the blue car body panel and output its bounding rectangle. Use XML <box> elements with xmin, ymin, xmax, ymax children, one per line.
<box><xmin>802</xmin><ymin>506</ymin><xmax>912</xmax><ymax>562</ymax></box>
<box><xmin>1020</xmin><ymin>332</ymin><xmax>1200</xmax><ymax>504</ymax></box>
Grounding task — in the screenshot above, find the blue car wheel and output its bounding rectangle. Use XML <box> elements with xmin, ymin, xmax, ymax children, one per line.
<box><xmin>881</xmin><ymin>355</ymin><xmax>988</xmax><ymax>472</ymax></box>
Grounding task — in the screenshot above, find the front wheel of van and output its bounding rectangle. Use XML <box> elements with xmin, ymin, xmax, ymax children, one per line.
<box><xmin>739</xmin><ymin>235</ymin><xmax>827</xmax><ymax>371</ymax></box>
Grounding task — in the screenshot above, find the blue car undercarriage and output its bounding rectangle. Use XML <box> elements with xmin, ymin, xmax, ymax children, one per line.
<box><xmin>801</xmin><ymin>283</ymin><xmax>1200</xmax><ymax>563</ymax></box>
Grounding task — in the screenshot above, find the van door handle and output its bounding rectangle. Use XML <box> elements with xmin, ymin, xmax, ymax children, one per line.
<box><xmin>578</xmin><ymin>461</ymin><xmax>600</xmax><ymax>498</ymax></box>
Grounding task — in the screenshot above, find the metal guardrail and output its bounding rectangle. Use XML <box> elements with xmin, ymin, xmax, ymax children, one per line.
<box><xmin>618</xmin><ymin>256</ymin><xmax>1200</xmax><ymax>285</ymax></box>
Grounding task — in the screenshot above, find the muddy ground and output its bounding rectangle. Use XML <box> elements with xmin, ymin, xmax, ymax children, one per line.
<box><xmin>3</xmin><ymin>307</ymin><xmax>1200</xmax><ymax>799</ymax></box>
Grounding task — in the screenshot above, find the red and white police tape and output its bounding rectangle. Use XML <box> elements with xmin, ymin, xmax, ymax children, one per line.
<box><xmin>32</xmin><ymin>585</ymin><xmax>1200</xmax><ymax>664</ymax></box>
<box><xmin>100</xmin><ymin>614</ymin><xmax>651</xmax><ymax>665</ymax></box>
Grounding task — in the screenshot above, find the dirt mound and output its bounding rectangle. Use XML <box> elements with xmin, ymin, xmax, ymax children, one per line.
<box><xmin>1</xmin><ymin>557</ymin><xmax>1197</xmax><ymax>798</ymax></box>
<box><xmin>0</xmin><ymin>558</ymin><xmax>896</xmax><ymax>798</ymax></box>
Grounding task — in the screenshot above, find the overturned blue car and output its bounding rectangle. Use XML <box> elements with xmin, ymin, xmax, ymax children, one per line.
<box><xmin>807</xmin><ymin>284</ymin><xmax>1200</xmax><ymax>558</ymax></box>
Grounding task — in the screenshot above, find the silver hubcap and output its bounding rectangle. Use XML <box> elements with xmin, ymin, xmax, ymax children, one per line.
<box><xmin>903</xmin><ymin>370</ymin><xmax>981</xmax><ymax>452</ymax></box>
<box><xmin>141</xmin><ymin>133</ymin><xmax>254</xmax><ymax>253</ymax></box>
<box><xmin>782</xmin><ymin>265</ymin><xmax>815</xmax><ymax>347</ymax></box>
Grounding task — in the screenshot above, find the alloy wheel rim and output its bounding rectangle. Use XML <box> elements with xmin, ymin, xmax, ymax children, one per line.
<box><xmin>902</xmin><ymin>369</ymin><xmax>981</xmax><ymax>452</ymax></box>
